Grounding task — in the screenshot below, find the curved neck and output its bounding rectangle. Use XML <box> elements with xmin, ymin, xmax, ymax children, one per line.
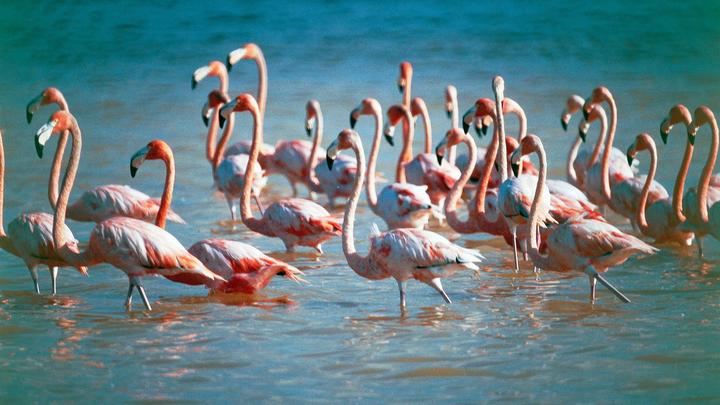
<box><xmin>448</xmin><ymin>92</ymin><xmax>458</xmax><ymax>165</ymax></box>
<box><xmin>218</xmin><ymin>71</ymin><xmax>229</xmax><ymax>94</ymax></box>
<box><xmin>54</xmin><ymin>120</ymin><xmax>93</xmax><ymax>266</ymax></box>
<box><xmin>600</xmin><ymin>95</ymin><xmax>617</xmax><ymax>201</ymax></box>
<box><xmin>211</xmin><ymin>112</ymin><xmax>236</xmax><ymax>173</ymax></box>
<box><xmin>307</xmin><ymin>106</ymin><xmax>324</xmax><ymax>188</ymax></box>
<box><xmin>672</xmin><ymin>125</ymin><xmax>694</xmax><ymax>224</ymax></box>
<box><xmin>474</xmin><ymin>120</ymin><xmax>501</xmax><ymax>215</ymax></box>
<box><xmin>402</xmin><ymin>76</ymin><xmax>412</xmax><ymax>108</ymax></box>
<box><xmin>636</xmin><ymin>145</ymin><xmax>657</xmax><ymax>234</ymax></box>
<box><xmin>48</xmin><ymin>130</ymin><xmax>69</xmax><ymax>210</ymax></box>
<box><xmin>445</xmin><ymin>136</ymin><xmax>478</xmax><ymax>233</ymax></box>
<box><xmin>396</xmin><ymin>108</ymin><xmax>414</xmax><ymax>183</ymax></box>
<box><xmin>254</xmin><ymin>53</ymin><xmax>268</xmax><ymax>117</ymax></box>
<box><xmin>527</xmin><ymin>144</ymin><xmax>555</xmax><ymax>269</ymax></box>
<box><xmin>566</xmin><ymin>136</ymin><xmax>582</xmax><ymax>185</ymax></box>
<box><xmin>343</xmin><ymin>137</ymin><xmax>376</xmax><ymax>279</ymax></box>
<box><xmin>588</xmin><ymin>108</ymin><xmax>608</xmax><ymax>167</ymax></box>
<box><xmin>414</xmin><ymin>99</ymin><xmax>432</xmax><ymax>154</ymax></box>
<box><xmin>365</xmin><ymin>109</ymin><xmax>383</xmax><ymax>211</ymax></box>
<box><xmin>155</xmin><ymin>153</ymin><xmax>175</xmax><ymax>229</ymax></box>
<box><xmin>206</xmin><ymin>108</ymin><xmax>221</xmax><ymax>163</ymax></box>
<box><xmin>503</xmin><ymin>99</ymin><xmax>526</xmax><ymax>176</ymax></box>
<box><xmin>240</xmin><ymin>108</ymin><xmax>271</xmax><ymax>234</ymax></box>
<box><xmin>495</xmin><ymin>95</ymin><xmax>507</xmax><ymax>183</ymax></box>
<box><xmin>697</xmin><ymin>115</ymin><xmax>720</xmax><ymax>224</ymax></box>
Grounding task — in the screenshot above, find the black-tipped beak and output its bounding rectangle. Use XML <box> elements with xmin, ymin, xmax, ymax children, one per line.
<box><xmin>34</xmin><ymin>136</ymin><xmax>44</xmax><ymax>159</ymax></box>
<box><xmin>350</xmin><ymin>115</ymin><xmax>357</xmax><ymax>129</ymax></box>
<box><xmin>660</xmin><ymin>119</ymin><xmax>669</xmax><ymax>144</ymax></box>
<box><xmin>561</xmin><ymin>117</ymin><xmax>568</xmax><ymax>131</ymax></box>
<box><xmin>305</xmin><ymin>127</ymin><xmax>312</xmax><ymax>137</ymax></box>
<box><xmin>626</xmin><ymin>153</ymin><xmax>633</xmax><ymax>167</ymax></box>
<box><xmin>130</xmin><ymin>165</ymin><xmax>138</xmax><ymax>178</ymax></box>
<box><xmin>511</xmin><ymin>163</ymin><xmax>519</xmax><ymax>177</ymax></box>
<box><xmin>579</xmin><ymin>128</ymin><xmax>587</xmax><ymax>142</ymax></box>
<box><xmin>481</xmin><ymin>122</ymin><xmax>489</xmax><ymax>135</ymax></box>
<box><xmin>445</xmin><ymin>109</ymin><xmax>452</xmax><ymax>119</ymax></box>
<box><xmin>218</xmin><ymin>113</ymin><xmax>226</xmax><ymax>129</ymax></box>
<box><xmin>384</xmin><ymin>133</ymin><xmax>394</xmax><ymax>146</ymax></box>
<box><xmin>225</xmin><ymin>56</ymin><xmax>232</xmax><ymax>72</ymax></box>
<box><xmin>494</xmin><ymin>161</ymin><xmax>499</xmax><ymax>173</ymax></box>
<box><xmin>463</xmin><ymin>120</ymin><xmax>470</xmax><ymax>134</ymax></box>
<box><xmin>202</xmin><ymin>112</ymin><xmax>209</xmax><ymax>127</ymax></box>
<box><xmin>582</xmin><ymin>108</ymin><xmax>590</xmax><ymax>121</ymax></box>
<box><xmin>688</xmin><ymin>132</ymin><xmax>696</xmax><ymax>146</ymax></box>
<box><xmin>397</xmin><ymin>84</ymin><xmax>404</xmax><ymax>94</ymax></box>
<box><xmin>191</xmin><ymin>77</ymin><xmax>198</xmax><ymax>90</ymax></box>
<box><xmin>326</xmin><ymin>155</ymin><xmax>334</xmax><ymax>170</ymax></box>
<box><xmin>436</xmin><ymin>151</ymin><xmax>444</xmax><ymax>165</ymax></box>
<box><xmin>474</xmin><ymin>123</ymin><xmax>483</xmax><ymax>138</ymax></box>
<box><xmin>26</xmin><ymin>110</ymin><xmax>33</xmax><ymax>124</ymax></box>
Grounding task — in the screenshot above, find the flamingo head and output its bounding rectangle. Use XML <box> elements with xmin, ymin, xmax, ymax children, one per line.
<box><xmin>35</xmin><ymin>110</ymin><xmax>73</xmax><ymax>159</ymax></box>
<box><xmin>625</xmin><ymin>133</ymin><xmax>654</xmax><ymax>168</ymax></box>
<box><xmin>349</xmin><ymin>98</ymin><xmax>381</xmax><ymax>129</ymax></box>
<box><xmin>560</xmin><ymin>94</ymin><xmax>584</xmax><ymax>131</ymax></box>
<box><xmin>435</xmin><ymin>128</ymin><xmax>465</xmax><ymax>165</ymax></box>
<box><xmin>26</xmin><ymin>87</ymin><xmax>65</xmax><ymax>124</ymax></box>
<box><xmin>326</xmin><ymin>129</ymin><xmax>358</xmax><ymax>170</ymax></box>
<box><xmin>582</xmin><ymin>86</ymin><xmax>610</xmax><ymax>120</ymax></box>
<box><xmin>218</xmin><ymin>93</ymin><xmax>259</xmax><ymax>128</ymax></box>
<box><xmin>397</xmin><ymin>61</ymin><xmax>413</xmax><ymax>94</ymax></box>
<box><xmin>660</xmin><ymin>104</ymin><xmax>692</xmax><ymax>144</ymax></box>
<box><xmin>463</xmin><ymin>98</ymin><xmax>495</xmax><ymax>136</ymax></box>
<box><xmin>577</xmin><ymin>103</ymin><xmax>604</xmax><ymax>142</ymax></box>
<box><xmin>444</xmin><ymin>85</ymin><xmax>457</xmax><ymax>119</ymax></box>
<box><xmin>192</xmin><ymin>61</ymin><xmax>227</xmax><ymax>90</ymax></box>
<box><xmin>226</xmin><ymin>43</ymin><xmax>261</xmax><ymax>71</ymax></box>
<box><xmin>384</xmin><ymin>104</ymin><xmax>409</xmax><ymax>146</ymax></box>
<box><xmin>492</xmin><ymin>76</ymin><xmax>505</xmax><ymax>100</ymax></box>
<box><xmin>202</xmin><ymin>90</ymin><xmax>230</xmax><ymax>127</ymax></box>
<box><xmin>688</xmin><ymin>106</ymin><xmax>715</xmax><ymax>146</ymax></box>
<box><xmin>510</xmin><ymin>134</ymin><xmax>541</xmax><ymax>177</ymax></box>
<box><xmin>409</xmin><ymin>97</ymin><xmax>427</xmax><ymax>119</ymax></box>
<box><xmin>130</xmin><ymin>139</ymin><xmax>172</xmax><ymax>177</ymax></box>
<box><xmin>305</xmin><ymin>99</ymin><xmax>320</xmax><ymax>137</ymax></box>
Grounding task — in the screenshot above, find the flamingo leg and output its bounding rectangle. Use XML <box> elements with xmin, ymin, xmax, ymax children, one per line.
<box><xmin>226</xmin><ymin>197</ymin><xmax>237</xmax><ymax>222</ymax></box>
<box><xmin>314</xmin><ymin>244</ymin><xmax>323</xmax><ymax>255</ymax></box>
<box><xmin>252</xmin><ymin>189</ymin><xmax>265</xmax><ymax>216</ymax></box>
<box><xmin>511</xmin><ymin>226</ymin><xmax>520</xmax><ymax>272</ymax></box>
<box><xmin>124</xmin><ymin>282</ymin><xmax>134</xmax><ymax>309</ymax></box>
<box><xmin>584</xmin><ymin>267</ymin><xmax>630</xmax><ymax>303</ymax></box>
<box><xmin>291</xmin><ymin>182</ymin><xmax>298</xmax><ymax>197</ymax></box>
<box><xmin>49</xmin><ymin>266</ymin><xmax>58</xmax><ymax>296</ymax></box>
<box><xmin>397</xmin><ymin>279</ymin><xmax>407</xmax><ymax>308</ymax></box>
<box><xmin>428</xmin><ymin>278</ymin><xmax>452</xmax><ymax>304</ymax></box>
<box><xmin>588</xmin><ymin>274</ymin><xmax>597</xmax><ymax>302</ymax></box>
<box><xmin>136</xmin><ymin>285</ymin><xmax>152</xmax><ymax>311</ymax></box>
<box><xmin>697</xmin><ymin>236</ymin><xmax>704</xmax><ymax>259</ymax></box>
<box><xmin>29</xmin><ymin>266</ymin><xmax>40</xmax><ymax>294</ymax></box>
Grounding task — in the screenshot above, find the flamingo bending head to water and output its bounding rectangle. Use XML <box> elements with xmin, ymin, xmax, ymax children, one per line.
<box><xmin>327</xmin><ymin>128</ymin><xmax>483</xmax><ymax>308</ymax></box>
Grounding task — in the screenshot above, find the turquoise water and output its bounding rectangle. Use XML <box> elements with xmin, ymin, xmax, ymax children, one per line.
<box><xmin>0</xmin><ymin>1</ymin><xmax>720</xmax><ymax>403</ymax></box>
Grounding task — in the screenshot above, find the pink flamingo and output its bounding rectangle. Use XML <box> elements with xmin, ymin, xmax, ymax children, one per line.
<box><xmin>0</xmin><ymin>128</ymin><xmax>87</xmax><ymax>295</ymax></box>
<box><xmin>327</xmin><ymin>128</ymin><xmax>484</xmax><ymax>308</ymax></box>
<box><xmin>582</xmin><ymin>86</ymin><xmax>667</xmax><ymax>224</ymax></box>
<box><xmin>219</xmin><ymin>93</ymin><xmax>341</xmax><ymax>253</ymax></box>
<box><xmin>560</xmin><ymin>94</ymin><xmax>594</xmax><ymax>189</ymax></box>
<box><xmin>626</xmin><ymin>133</ymin><xmax>693</xmax><ymax>245</ymax></box>
<box><xmin>385</xmin><ymin>103</ymin><xmax>460</xmax><ymax>206</ymax></box>
<box><xmin>130</xmin><ymin>139</ymin><xmax>306</xmax><ymax>294</ymax></box>
<box><xmin>443</xmin><ymin>85</ymin><xmax>459</xmax><ymax>165</ymax></box>
<box><xmin>511</xmin><ymin>134</ymin><xmax>657</xmax><ymax>303</ymax></box>
<box><xmin>191</xmin><ymin>60</ymin><xmax>228</xmax><ymax>93</ymax></box>
<box><xmin>305</xmin><ymin>100</ymin><xmax>358</xmax><ymax>206</ymax></box>
<box><xmin>26</xmin><ymin>87</ymin><xmax>184</xmax><ymax>224</ymax></box>
<box><xmin>36</xmin><ymin>111</ymin><xmax>225</xmax><ymax>310</ymax></box>
<box><xmin>349</xmin><ymin>98</ymin><xmax>436</xmax><ymax>229</ymax></box>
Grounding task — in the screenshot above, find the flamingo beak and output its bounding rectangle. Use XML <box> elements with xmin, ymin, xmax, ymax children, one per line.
<box><xmin>26</xmin><ymin>92</ymin><xmax>44</xmax><ymax>124</ymax></box>
<box><xmin>688</xmin><ymin>129</ymin><xmax>697</xmax><ymax>146</ymax></box>
<box><xmin>660</xmin><ymin>118</ymin><xmax>670</xmax><ymax>144</ymax></box>
<box><xmin>202</xmin><ymin>102</ymin><xmax>211</xmax><ymax>127</ymax></box>
<box><xmin>349</xmin><ymin>106</ymin><xmax>361</xmax><ymax>129</ymax></box>
<box><xmin>561</xmin><ymin>110</ymin><xmax>571</xmax><ymax>131</ymax></box>
<box><xmin>397</xmin><ymin>83</ymin><xmax>404</xmax><ymax>94</ymax></box>
<box><xmin>305</xmin><ymin>118</ymin><xmax>313</xmax><ymax>137</ymax></box>
<box><xmin>474</xmin><ymin>120</ymin><xmax>484</xmax><ymax>138</ymax></box>
<box><xmin>511</xmin><ymin>163</ymin><xmax>520</xmax><ymax>178</ymax></box>
<box><xmin>462</xmin><ymin>106</ymin><xmax>476</xmax><ymax>134</ymax></box>
<box><xmin>582</xmin><ymin>101</ymin><xmax>591</xmax><ymax>121</ymax></box>
<box><xmin>626</xmin><ymin>153</ymin><xmax>634</xmax><ymax>167</ymax></box>
<box><xmin>130</xmin><ymin>145</ymin><xmax>149</xmax><ymax>178</ymax></box>
<box><xmin>326</xmin><ymin>140</ymin><xmax>338</xmax><ymax>170</ymax></box>
<box><xmin>578</xmin><ymin>121</ymin><xmax>589</xmax><ymax>142</ymax></box>
<box><xmin>481</xmin><ymin>118</ymin><xmax>490</xmax><ymax>136</ymax></box>
<box><xmin>34</xmin><ymin>119</ymin><xmax>58</xmax><ymax>159</ymax></box>
<box><xmin>192</xmin><ymin>66</ymin><xmax>210</xmax><ymax>90</ymax></box>
<box><xmin>226</xmin><ymin>47</ymin><xmax>247</xmax><ymax>72</ymax></box>
<box><xmin>218</xmin><ymin>99</ymin><xmax>236</xmax><ymax>129</ymax></box>
<box><xmin>383</xmin><ymin>123</ymin><xmax>395</xmax><ymax>146</ymax></box>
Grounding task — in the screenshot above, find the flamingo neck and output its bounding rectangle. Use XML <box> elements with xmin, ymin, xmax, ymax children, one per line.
<box><xmin>155</xmin><ymin>151</ymin><xmax>175</xmax><ymax>229</ymax></box>
<box><xmin>54</xmin><ymin>120</ymin><xmax>93</xmax><ymax>266</ymax></box>
<box><xmin>240</xmin><ymin>108</ymin><xmax>272</xmax><ymax>235</ymax></box>
<box><xmin>636</xmin><ymin>144</ymin><xmax>657</xmax><ymax>234</ymax></box>
<box><xmin>448</xmin><ymin>92</ymin><xmax>458</xmax><ymax>165</ymax></box>
<box><xmin>254</xmin><ymin>53</ymin><xmax>268</xmax><ymax>117</ymax></box>
<box><xmin>396</xmin><ymin>107</ymin><xmax>414</xmax><ymax>184</ymax></box>
<box><xmin>307</xmin><ymin>105</ymin><xmax>324</xmax><ymax>188</ymax></box>
<box><xmin>445</xmin><ymin>136</ymin><xmax>478</xmax><ymax>234</ymax></box>
<box><xmin>672</xmin><ymin>123</ymin><xmax>694</xmax><ymax>224</ymax></box>
<box><xmin>588</xmin><ymin>107</ymin><xmax>608</xmax><ymax>167</ymax></box>
<box><xmin>474</xmin><ymin>120</ymin><xmax>500</xmax><ymax>216</ymax></box>
<box><xmin>697</xmin><ymin>113</ymin><xmax>719</xmax><ymax>224</ymax></box>
<box><xmin>414</xmin><ymin>98</ymin><xmax>432</xmax><ymax>155</ymax></box>
<box><xmin>527</xmin><ymin>143</ymin><xmax>555</xmax><ymax>270</ymax></box>
<box><xmin>495</xmin><ymin>94</ymin><xmax>508</xmax><ymax>183</ymax></box>
<box><xmin>600</xmin><ymin>94</ymin><xmax>617</xmax><ymax>202</ymax></box>
<box><xmin>211</xmin><ymin>112</ymin><xmax>236</xmax><ymax>174</ymax></box>
<box><xmin>504</xmin><ymin>99</ymin><xmax>526</xmax><ymax>176</ymax></box>
<box><xmin>0</xmin><ymin>129</ymin><xmax>15</xmax><ymax>254</ymax></box>
<box><xmin>365</xmin><ymin>108</ymin><xmax>383</xmax><ymax>211</ymax></box>
<box><xmin>402</xmin><ymin>76</ymin><xmax>412</xmax><ymax>108</ymax></box>
<box><xmin>48</xmin><ymin>99</ymin><xmax>70</xmax><ymax>210</ymax></box>
<box><xmin>566</xmin><ymin>137</ymin><xmax>582</xmax><ymax>186</ymax></box>
<box><xmin>218</xmin><ymin>71</ymin><xmax>229</xmax><ymax>94</ymax></box>
<box><xmin>206</xmin><ymin>107</ymin><xmax>221</xmax><ymax>164</ymax></box>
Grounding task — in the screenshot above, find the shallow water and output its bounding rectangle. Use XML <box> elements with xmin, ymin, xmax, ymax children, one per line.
<box><xmin>0</xmin><ymin>1</ymin><xmax>720</xmax><ymax>403</ymax></box>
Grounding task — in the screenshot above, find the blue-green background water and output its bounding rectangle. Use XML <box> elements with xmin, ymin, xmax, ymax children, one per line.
<box><xmin>0</xmin><ymin>1</ymin><xmax>719</xmax><ymax>403</ymax></box>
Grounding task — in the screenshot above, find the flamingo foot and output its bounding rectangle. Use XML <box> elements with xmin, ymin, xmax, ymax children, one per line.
<box><xmin>585</xmin><ymin>267</ymin><xmax>630</xmax><ymax>303</ymax></box>
<box><xmin>29</xmin><ymin>267</ymin><xmax>40</xmax><ymax>294</ymax></box>
<box><xmin>49</xmin><ymin>266</ymin><xmax>58</xmax><ymax>296</ymax></box>
<box><xmin>428</xmin><ymin>278</ymin><xmax>451</xmax><ymax>304</ymax></box>
<box><xmin>124</xmin><ymin>282</ymin><xmax>134</xmax><ymax>309</ymax></box>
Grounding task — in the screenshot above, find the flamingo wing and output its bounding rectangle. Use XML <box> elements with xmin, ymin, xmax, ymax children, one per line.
<box><xmin>67</xmin><ymin>185</ymin><xmax>185</xmax><ymax>224</ymax></box>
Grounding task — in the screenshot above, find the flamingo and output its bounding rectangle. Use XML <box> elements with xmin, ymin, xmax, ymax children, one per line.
<box><xmin>349</xmin><ymin>98</ymin><xmax>436</xmax><ymax>229</ymax></box>
<box><xmin>0</xmin><ymin>127</ymin><xmax>87</xmax><ymax>295</ymax></box>
<box><xmin>625</xmin><ymin>133</ymin><xmax>693</xmax><ymax>245</ymax></box>
<box><xmin>305</xmin><ymin>100</ymin><xmax>358</xmax><ymax>206</ymax></box>
<box><xmin>36</xmin><ymin>111</ymin><xmax>225</xmax><ymax>310</ymax></box>
<box><xmin>560</xmin><ymin>94</ymin><xmax>594</xmax><ymax>189</ymax></box>
<box><xmin>129</xmin><ymin>139</ymin><xmax>306</xmax><ymax>294</ymax></box>
<box><xmin>191</xmin><ymin>60</ymin><xmax>228</xmax><ymax>93</ymax></box>
<box><xmin>26</xmin><ymin>87</ymin><xmax>184</xmax><ymax>224</ymax></box>
<box><xmin>582</xmin><ymin>86</ymin><xmax>668</xmax><ymax>224</ymax></box>
<box><xmin>327</xmin><ymin>128</ymin><xmax>484</xmax><ymax>308</ymax></box>
<box><xmin>443</xmin><ymin>85</ymin><xmax>459</xmax><ymax>165</ymax></box>
<box><xmin>510</xmin><ymin>134</ymin><xmax>657</xmax><ymax>303</ymax></box>
<box><xmin>385</xmin><ymin>103</ymin><xmax>460</xmax><ymax>206</ymax></box>
<box><xmin>219</xmin><ymin>93</ymin><xmax>341</xmax><ymax>253</ymax></box>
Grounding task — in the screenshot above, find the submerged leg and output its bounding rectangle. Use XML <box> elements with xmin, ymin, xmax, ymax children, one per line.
<box><xmin>226</xmin><ymin>197</ymin><xmax>237</xmax><ymax>222</ymax></box>
<box><xmin>588</xmin><ymin>274</ymin><xmax>597</xmax><ymax>302</ymax></box>
<box><xmin>511</xmin><ymin>226</ymin><xmax>520</xmax><ymax>272</ymax></box>
<box><xmin>49</xmin><ymin>266</ymin><xmax>59</xmax><ymax>296</ymax></box>
<box><xmin>124</xmin><ymin>281</ymin><xmax>134</xmax><ymax>309</ymax></box>
<box><xmin>129</xmin><ymin>276</ymin><xmax>152</xmax><ymax>311</ymax></box>
<box><xmin>428</xmin><ymin>278</ymin><xmax>452</xmax><ymax>304</ymax></box>
<box><xmin>396</xmin><ymin>279</ymin><xmax>407</xmax><ymax>309</ymax></box>
<box><xmin>29</xmin><ymin>266</ymin><xmax>40</xmax><ymax>294</ymax></box>
<box><xmin>584</xmin><ymin>267</ymin><xmax>630</xmax><ymax>303</ymax></box>
<box><xmin>698</xmin><ymin>236</ymin><xmax>704</xmax><ymax>259</ymax></box>
<box><xmin>314</xmin><ymin>244</ymin><xmax>323</xmax><ymax>255</ymax></box>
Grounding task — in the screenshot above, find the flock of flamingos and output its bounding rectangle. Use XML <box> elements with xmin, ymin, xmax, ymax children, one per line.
<box><xmin>4</xmin><ymin>43</ymin><xmax>719</xmax><ymax>311</ymax></box>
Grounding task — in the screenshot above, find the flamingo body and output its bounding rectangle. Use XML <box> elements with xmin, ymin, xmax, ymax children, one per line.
<box><xmin>65</xmin><ymin>184</ymin><xmax>184</xmax><ymax>224</ymax></box>
<box><xmin>404</xmin><ymin>153</ymin><xmax>460</xmax><ymax>205</ymax></box>
<box><xmin>260</xmin><ymin>198</ymin><xmax>341</xmax><ymax>252</ymax></box>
